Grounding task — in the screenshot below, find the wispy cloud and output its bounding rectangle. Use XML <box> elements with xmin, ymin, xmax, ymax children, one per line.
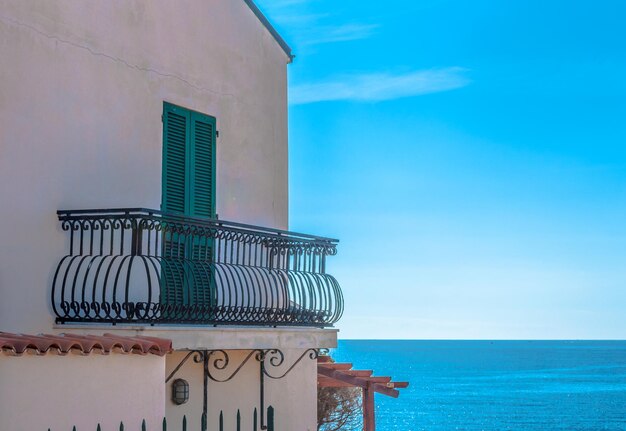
<box><xmin>302</xmin><ymin>23</ymin><xmax>380</xmax><ymax>45</ymax></box>
<box><xmin>290</xmin><ymin>67</ymin><xmax>471</xmax><ymax>104</ymax></box>
<box><xmin>256</xmin><ymin>0</ymin><xmax>378</xmax><ymax>46</ymax></box>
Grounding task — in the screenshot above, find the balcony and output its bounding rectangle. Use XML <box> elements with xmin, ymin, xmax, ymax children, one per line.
<box><xmin>52</xmin><ymin>209</ymin><xmax>343</xmax><ymax>327</ymax></box>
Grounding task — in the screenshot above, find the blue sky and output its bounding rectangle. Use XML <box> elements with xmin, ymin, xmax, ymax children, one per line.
<box><xmin>255</xmin><ymin>0</ymin><xmax>626</xmax><ymax>339</ymax></box>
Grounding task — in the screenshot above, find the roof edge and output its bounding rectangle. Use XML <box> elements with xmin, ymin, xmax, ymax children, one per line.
<box><xmin>0</xmin><ymin>332</ymin><xmax>173</xmax><ymax>357</ymax></box>
<box><xmin>243</xmin><ymin>0</ymin><xmax>294</xmax><ymax>63</ymax></box>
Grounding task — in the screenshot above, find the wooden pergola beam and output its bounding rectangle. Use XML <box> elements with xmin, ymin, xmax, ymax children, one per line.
<box><xmin>367</xmin><ymin>377</ymin><xmax>391</xmax><ymax>383</ymax></box>
<box><xmin>317</xmin><ymin>366</ymin><xmax>400</xmax><ymax>398</ymax></box>
<box><xmin>317</xmin><ymin>376</ymin><xmax>395</xmax><ymax>387</ymax></box>
<box><xmin>318</xmin><ymin>362</ymin><xmax>353</xmax><ymax>371</ymax></box>
<box><xmin>345</xmin><ymin>370</ymin><xmax>373</xmax><ymax>377</ymax></box>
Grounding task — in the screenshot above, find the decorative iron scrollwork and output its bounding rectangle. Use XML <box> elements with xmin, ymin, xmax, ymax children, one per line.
<box><xmin>260</xmin><ymin>348</ymin><xmax>324</xmax><ymax>379</ymax></box>
<box><xmin>52</xmin><ymin>208</ymin><xmax>343</xmax><ymax>327</ymax></box>
<box><xmin>167</xmin><ymin>348</ymin><xmax>323</xmax><ymax>431</ymax></box>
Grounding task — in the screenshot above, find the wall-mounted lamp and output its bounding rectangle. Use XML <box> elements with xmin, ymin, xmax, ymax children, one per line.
<box><xmin>171</xmin><ymin>378</ymin><xmax>189</xmax><ymax>405</ymax></box>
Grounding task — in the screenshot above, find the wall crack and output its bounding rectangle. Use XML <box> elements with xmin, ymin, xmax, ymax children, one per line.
<box><xmin>0</xmin><ymin>13</ymin><xmax>239</xmax><ymax>100</ymax></box>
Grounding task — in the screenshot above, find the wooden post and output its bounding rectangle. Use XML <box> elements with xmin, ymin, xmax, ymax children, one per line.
<box><xmin>363</xmin><ymin>382</ymin><xmax>376</xmax><ymax>431</ymax></box>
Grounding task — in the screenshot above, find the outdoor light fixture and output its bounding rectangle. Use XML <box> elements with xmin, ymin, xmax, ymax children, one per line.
<box><xmin>171</xmin><ymin>379</ymin><xmax>189</xmax><ymax>405</ymax></box>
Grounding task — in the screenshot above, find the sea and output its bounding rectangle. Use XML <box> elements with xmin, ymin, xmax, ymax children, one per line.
<box><xmin>330</xmin><ymin>340</ymin><xmax>626</xmax><ymax>431</ymax></box>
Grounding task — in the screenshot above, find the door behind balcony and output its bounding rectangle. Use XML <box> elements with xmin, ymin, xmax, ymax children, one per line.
<box><xmin>161</xmin><ymin>102</ymin><xmax>217</xmax><ymax>316</ymax></box>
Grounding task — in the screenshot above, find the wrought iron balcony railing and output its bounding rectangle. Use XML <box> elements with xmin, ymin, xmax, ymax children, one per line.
<box><xmin>52</xmin><ymin>208</ymin><xmax>343</xmax><ymax>327</ymax></box>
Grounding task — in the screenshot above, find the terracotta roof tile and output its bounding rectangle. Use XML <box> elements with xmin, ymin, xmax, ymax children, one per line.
<box><xmin>0</xmin><ymin>332</ymin><xmax>172</xmax><ymax>357</ymax></box>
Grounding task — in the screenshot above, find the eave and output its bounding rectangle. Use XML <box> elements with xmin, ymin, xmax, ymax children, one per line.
<box><xmin>243</xmin><ymin>0</ymin><xmax>294</xmax><ymax>63</ymax></box>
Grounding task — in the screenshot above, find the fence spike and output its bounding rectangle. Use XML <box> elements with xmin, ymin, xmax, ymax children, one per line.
<box><xmin>119</xmin><ymin>421</ymin><xmax>124</xmax><ymax>431</ymax></box>
<box><xmin>97</xmin><ymin>425</ymin><xmax>101</xmax><ymax>431</ymax></box>
<box><xmin>162</xmin><ymin>417</ymin><xmax>167</xmax><ymax>431</ymax></box>
<box><xmin>237</xmin><ymin>410</ymin><xmax>241</xmax><ymax>431</ymax></box>
<box><xmin>253</xmin><ymin>408</ymin><xmax>258</xmax><ymax>431</ymax></box>
<box><xmin>72</xmin><ymin>427</ymin><xmax>76</xmax><ymax>431</ymax></box>
<box><xmin>219</xmin><ymin>411</ymin><xmax>224</xmax><ymax>431</ymax></box>
<box><xmin>182</xmin><ymin>415</ymin><xmax>187</xmax><ymax>431</ymax></box>
<box><xmin>267</xmin><ymin>406</ymin><xmax>274</xmax><ymax>431</ymax></box>
<box><xmin>142</xmin><ymin>419</ymin><xmax>146</xmax><ymax>431</ymax></box>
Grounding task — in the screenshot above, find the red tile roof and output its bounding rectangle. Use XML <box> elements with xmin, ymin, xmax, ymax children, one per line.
<box><xmin>0</xmin><ymin>332</ymin><xmax>172</xmax><ymax>357</ymax></box>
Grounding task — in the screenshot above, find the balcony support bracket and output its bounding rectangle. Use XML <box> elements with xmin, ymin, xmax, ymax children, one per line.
<box><xmin>165</xmin><ymin>348</ymin><xmax>326</xmax><ymax>430</ymax></box>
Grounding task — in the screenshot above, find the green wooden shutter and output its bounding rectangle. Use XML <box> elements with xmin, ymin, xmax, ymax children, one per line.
<box><xmin>189</xmin><ymin>112</ymin><xmax>216</xmax><ymax>307</ymax></box>
<box><xmin>161</xmin><ymin>102</ymin><xmax>217</xmax><ymax>313</ymax></box>
<box><xmin>161</xmin><ymin>103</ymin><xmax>189</xmax><ymax>308</ymax></box>
<box><xmin>189</xmin><ymin>111</ymin><xmax>216</xmax><ymax>218</ymax></box>
<box><xmin>162</xmin><ymin>102</ymin><xmax>189</xmax><ymax>214</ymax></box>
<box><xmin>162</xmin><ymin>102</ymin><xmax>216</xmax><ymax>217</ymax></box>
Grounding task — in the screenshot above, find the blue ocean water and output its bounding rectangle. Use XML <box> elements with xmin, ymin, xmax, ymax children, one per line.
<box><xmin>331</xmin><ymin>340</ymin><xmax>626</xmax><ymax>431</ymax></box>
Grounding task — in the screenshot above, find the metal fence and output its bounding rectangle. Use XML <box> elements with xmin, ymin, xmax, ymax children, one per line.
<box><xmin>49</xmin><ymin>408</ymin><xmax>274</xmax><ymax>431</ymax></box>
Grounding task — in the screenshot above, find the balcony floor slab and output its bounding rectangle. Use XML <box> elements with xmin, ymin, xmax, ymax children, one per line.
<box><xmin>52</xmin><ymin>324</ymin><xmax>339</xmax><ymax>351</ymax></box>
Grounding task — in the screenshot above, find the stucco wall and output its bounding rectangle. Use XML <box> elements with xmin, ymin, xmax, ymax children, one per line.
<box><xmin>0</xmin><ymin>353</ymin><xmax>165</xmax><ymax>431</ymax></box>
<box><xmin>0</xmin><ymin>0</ymin><xmax>289</xmax><ymax>334</ymax></box>
<box><xmin>165</xmin><ymin>349</ymin><xmax>318</xmax><ymax>431</ymax></box>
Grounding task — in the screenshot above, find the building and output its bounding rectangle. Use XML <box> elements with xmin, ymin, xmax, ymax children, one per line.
<box><xmin>0</xmin><ymin>1</ymin><xmax>344</xmax><ymax>430</ymax></box>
